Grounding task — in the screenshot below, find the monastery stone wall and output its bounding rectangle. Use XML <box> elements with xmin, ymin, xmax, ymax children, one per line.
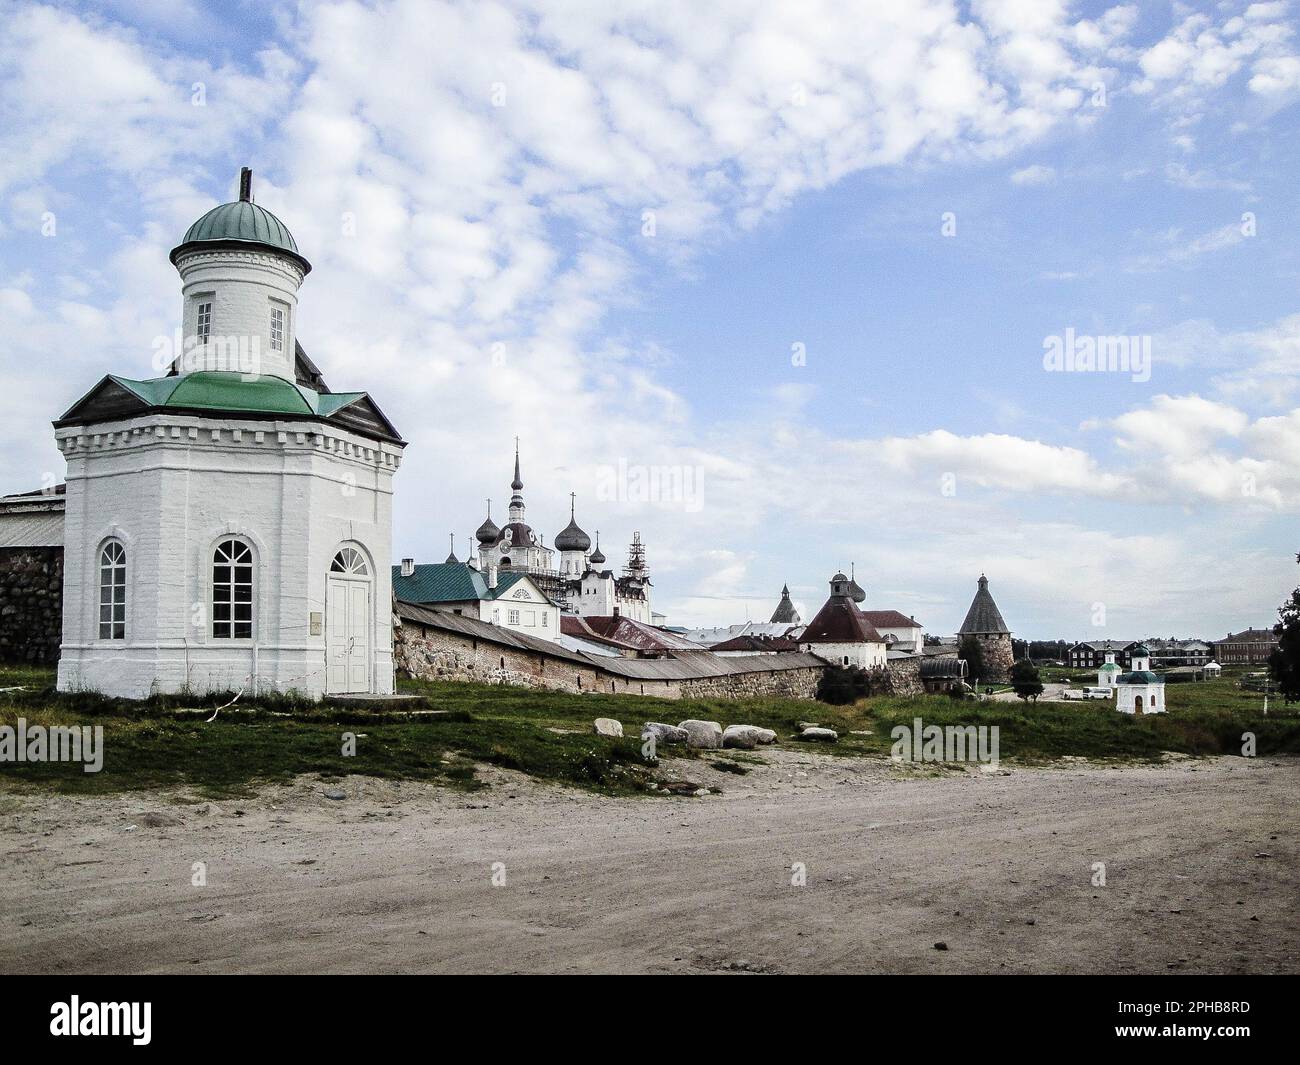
<box><xmin>883</xmin><ymin>657</ymin><xmax>923</xmax><ymax>696</ymax></box>
<box><xmin>394</xmin><ymin>613</ymin><xmax>826</xmax><ymax>701</ymax></box>
<box><xmin>0</xmin><ymin>546</ymin><xmax>64</xmax><ymax>664</ymax></box>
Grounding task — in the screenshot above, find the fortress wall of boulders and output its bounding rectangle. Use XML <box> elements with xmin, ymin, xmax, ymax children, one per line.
<box><xmin>0</xmin><ymin>547</ymin><xmax>63</xmax><ymax>665</ymax></box>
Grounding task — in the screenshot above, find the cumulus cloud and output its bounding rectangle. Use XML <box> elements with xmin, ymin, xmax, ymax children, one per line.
<box><xmin>0</xmin><ymin>0</ymin><xmax>1295</xmax><ymax>629</ymax></box>
<box><xmin>1010</xmin><ymin>163</ymin><xmax>1057</xmax><ymax>185</ymax></box>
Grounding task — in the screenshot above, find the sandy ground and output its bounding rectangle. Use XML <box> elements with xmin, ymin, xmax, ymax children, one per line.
<box><xmin>0</xmin><ymin>751</ymin><xmax>1296</xmax><ymax>974</ymax></box>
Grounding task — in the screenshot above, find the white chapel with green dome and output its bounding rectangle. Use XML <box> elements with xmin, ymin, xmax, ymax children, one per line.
<box><xmin>55</xmin><ymin>169</ymin><xmax>404</xmax><ymax>699</ymax></box>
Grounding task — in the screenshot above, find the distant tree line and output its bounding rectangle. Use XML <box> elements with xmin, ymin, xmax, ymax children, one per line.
<box><xmin>1012</xmin><ymin>639</ymin><xmax>1070</xmax><ymax>662</ymax></box>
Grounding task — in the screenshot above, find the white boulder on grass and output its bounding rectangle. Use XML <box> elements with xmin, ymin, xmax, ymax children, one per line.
<box><xmin>642</xmin><ymin>722</ymin><xmax>689</xmax><ymax>745</ymax></box>
<box><xmin>594</xmin><ymin>718</ymin><xmax>623</xmax><ymax>737</ymax></box>
<box><xmin>678</xmin><ymin>719</ymin><xmax>724</xmax><ymax>749</ymax></box>
<box><xmin>800</xmin><ymin>726</ymin><xmax>838</xmax><ymax>742</ymax></box>
<box><xmin>723</xmin><ymin>724</ymin><xmax>770</xmax><ymax>750</ymax></box>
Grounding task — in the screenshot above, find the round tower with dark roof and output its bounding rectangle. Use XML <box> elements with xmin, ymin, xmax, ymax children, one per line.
<box><xmin>957</xmin><ymin>573</ymin><xmax>1013</xmax><ymax>682</ymax></box>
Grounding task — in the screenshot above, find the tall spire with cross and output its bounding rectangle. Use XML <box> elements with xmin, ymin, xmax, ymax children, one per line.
<box><xmin>509</xmin><ymin>438</ymin><xmax>526</xmax><ymax>523</ymax></box>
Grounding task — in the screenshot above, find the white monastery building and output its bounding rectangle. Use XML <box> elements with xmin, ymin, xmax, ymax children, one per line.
<box><xmin>390</xmin><ymin>561</ymin><xmax>559</xmax><ymax>642</ymax></box>
<box><xmin>464</xmin><ymin>443</ymin><xmax>654</xmax><ymax>624</ymax></box>
<box><xmin>56</xmin><ymin>169</ymin><xmax>404</xmax><ymax>699</ymax></box>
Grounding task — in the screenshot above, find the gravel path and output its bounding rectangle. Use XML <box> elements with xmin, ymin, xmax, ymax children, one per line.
<box><xmin>1</xmin><ymin>751</ymin><xmax>1295</xmax><ymax>974</ymax></box>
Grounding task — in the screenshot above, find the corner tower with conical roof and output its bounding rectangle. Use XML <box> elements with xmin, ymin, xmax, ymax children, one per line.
<box><xmin>54</xmin><ymin>167</ymin><xmax>404</xmax><ymax>700</ymax></box>
<box><xmin>770</xmin><ymin>584</ymin><xmax>801</xmax><ymax>625</ymax></box>
<box><xmin>957</xmin><ymin>573</ymin><xmax>1013</xmax><ymax>682</ymax></box>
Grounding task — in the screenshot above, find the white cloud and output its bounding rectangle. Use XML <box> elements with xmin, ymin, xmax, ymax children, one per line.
<box><xmin>1</xmin><ymin>0</ymin><xmax>1296</xmax><ymax>632</ymax></box>
<box><xmin>1010</xmin><ymin>163</ymin><xmax>1056</xmax><ymax>185</ymax></box>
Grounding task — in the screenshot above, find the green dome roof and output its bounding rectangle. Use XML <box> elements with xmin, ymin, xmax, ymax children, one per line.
<box><xmin>1099</xmin><ymin>662</ymin><xmax>1122</xmax><ymax>672</ymax></box>
<box><xmin>171</xmin><ymin>199</ymin><xmax>310</xmax><ymax>272</ymax></box>
<box><xmin>1118</xmin><ymin>670</ymin><xmax>1162</xmax><ymax>684</ymax></box>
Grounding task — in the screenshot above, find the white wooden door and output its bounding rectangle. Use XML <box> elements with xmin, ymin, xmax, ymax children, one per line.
<box><xmin>327</xmin><ymin>576</ymin><xmax>371</xmax><ymax>694</ymax></box>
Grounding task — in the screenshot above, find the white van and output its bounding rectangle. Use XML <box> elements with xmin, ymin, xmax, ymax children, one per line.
<box><xmin>1082</xmin><ymin>687</ymin><xmax>1113</xmax><ymax>699</ymax></box>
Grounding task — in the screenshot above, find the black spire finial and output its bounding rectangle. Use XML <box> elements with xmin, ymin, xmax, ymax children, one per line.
<box><xmin>239</xmin><ymin>167</ymin><xmax>253</xmax><ymax>202</ymax></box>
<box><xmin>511</xmin><ymin>438</ymin><xmax>523</xmax><ymax>491</ymax></box>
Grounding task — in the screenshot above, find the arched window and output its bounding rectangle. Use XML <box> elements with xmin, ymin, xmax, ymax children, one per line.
<box><xmin>98</xmin><ymin>540</ymin><xmax>126</xmax><ymax>640</ymax></box>
<box><xmin>330</xmin><ymin>546</ymin><xmax>370</xmax><ymax>576</ymax></box>
<box><xmin>212</xmin><ymin>539</ymin><xmax>253</xmax><ymax>639</ymax></box>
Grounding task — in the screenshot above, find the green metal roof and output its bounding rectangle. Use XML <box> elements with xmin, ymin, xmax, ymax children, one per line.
<box><xmin>57</xmin><ymin>370</ymin><xmax>402</xmax><ymax>444</ymax></box>
<box><xmin>109</xmin><ymin>372</ymin><xmax>365</xmax><ymax>417</ymax></box>
<box><xmin>390</xmin><ymin>562</ymin><xmax>541</xmax><ymax>604</ymax></box>
<box><xmin>1117</xmin><ymin>670</ymin><xmax>1162</xmax><ymax>684</ymax></box>
<box><xmin>170</xmin><ymin>199</ymin><xmax>311</xmax><ymax>272</ymax></box>
<box><xmin>1099</xmin><ymin>662</ymin><xmax>1122</xmax><ymax>672</ymax></box>
<box><xmin>182</xmin><ymin>200</ymin><xmax>298</xmax><ymax>253</ymax></box>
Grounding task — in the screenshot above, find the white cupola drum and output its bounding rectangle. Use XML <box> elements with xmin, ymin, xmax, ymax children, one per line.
<box><xmin>168</xmin><ymin>167</ymin><xmax>311</xmax><ymax>380</ymax></box>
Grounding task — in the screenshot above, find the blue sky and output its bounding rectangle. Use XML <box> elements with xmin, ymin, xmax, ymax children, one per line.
<box><xmin>2</xmin><ymin>0</ymin><xmax>1300</xmax><ymax>639</ymax></box>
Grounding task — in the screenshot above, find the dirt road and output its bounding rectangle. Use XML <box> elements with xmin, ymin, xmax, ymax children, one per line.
<box><xmin>1</xmin><ymin>752</ymin><xmax>1295</xmax><ymax>974</ymax></box>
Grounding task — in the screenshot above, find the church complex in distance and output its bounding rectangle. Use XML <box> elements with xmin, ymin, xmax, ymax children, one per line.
<box><xmin>0</xmin><ymin>168</ymin><xmax>1029</xmax><ymax>701</ymax></box>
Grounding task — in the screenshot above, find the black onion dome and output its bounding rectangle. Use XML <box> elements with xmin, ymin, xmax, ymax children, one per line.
<box><xmin>475</xmin><ymin>514</ymin><xmax>500</xmax><ymax>544</ymax></box>
<box><xmin>555</xmin><ymin>519</ymin><xmax>591</xmax><ymax>552</ymax></box>
<box><xmin>589</xmin><ymin>532</ymin><xmax>606</xmax><ymax>566</ymax></box>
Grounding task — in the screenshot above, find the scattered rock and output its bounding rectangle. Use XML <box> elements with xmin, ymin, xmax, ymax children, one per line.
<box><xmin>722</xmin><ymin>724</ymin><xmax>766</xmax><ymax>750</ymax></box>
<box><xmin>934</xmin><ymin>942</ymin><xmax>949</xmax><ymax>951</ymax></box>
<box><xmin>323</xmin><ymin>789</ymin><xmax>346</xmax><ymax>800</ymax></box>
<box><xmin>1253</xmin><ymin>852</ymin><xmax>1273</xmax><ymax>859</ymax></box>
<box><xmin>657</xmin><ymin>780</ymin><xmax>704</xmax><ymax>796</ymax></box>
<box><xmin>800</xmin><ymin>726</ymin><xmax>838</xmax><ymax>742</ymax></box>
<box><xmin>797</xmin><ymin>721</ymin><xmax>820</xmax><ymax>730</ymax></box>
<box><xmin>678</xmin><ymin>719</ymin><xmax>723</xmax><ymax>750</ymax></box>
<box><xmin>192</xmin><ymin>802</ymin><xmax>221</xmax><ymax>817</ymax></box>
<box><xmin>139</xmin><ymin>811</ymin><xmax>185</xmax><ymax>828</ymax></box>
<box><xmin>593</xmin><ymin>718</ymin><xmax>623</xmax><ymax>738</ymax></box>
<box><xmin>693</xmin><ymin>788</ymin><xmax>711</xmax><ymax>798</ymax></box>
<box><xmin>642</xmin><ymin>722</ymin><xmax>689</xmax><ymax>745</ymax></box>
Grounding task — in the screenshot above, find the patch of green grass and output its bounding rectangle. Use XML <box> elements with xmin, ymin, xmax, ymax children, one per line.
<box><xmin>3</xmin><ymin>665</ymin><xmax>1296</xmax><ymax>798</ymax></box>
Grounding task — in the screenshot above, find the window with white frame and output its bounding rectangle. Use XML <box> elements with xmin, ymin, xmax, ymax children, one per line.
<box><xmin>270</xmin><ymin>305</ymin><xmax>285</xmax><ymax>352</ymax></box>
<box><xmin>508</xmin><ymin>609</ymin><xmax>520</xmax><ymax>625</ymax></box>
<box><xmin>98</xmin><ymin>540</ymin><xmax>126</xmax><ymax>640</ymax></box>
<box><xmin>196</xmin><ymin>300</ymin><xmax>213</xmax><ymax>343</ymax></box>
<box><xmin>212</xmin><ymin>539</ymin><xmax>253</xmax><ymax>639</ymax></box>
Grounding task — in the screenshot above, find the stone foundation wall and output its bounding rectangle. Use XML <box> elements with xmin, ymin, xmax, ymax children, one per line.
<box><xmin>394</xmin><ymin>614</ymin><xmax>825</xmax><ymax>701</ymax></box>
<box><xmin>0</xmin><ymin>547</ymin><xmax>63</xmax><ymax>665</ymax></box>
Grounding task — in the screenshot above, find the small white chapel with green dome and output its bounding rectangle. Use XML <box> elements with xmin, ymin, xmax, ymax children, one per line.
<box><xmin>55</xmin><ymin>169</ymin><xmax>404</xmax><ymax>699</ymax></box>
<box><xmin>1114</xmin><ymin>643</ymin><xmax>1166</xmax><ymax>715</ymax></box>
